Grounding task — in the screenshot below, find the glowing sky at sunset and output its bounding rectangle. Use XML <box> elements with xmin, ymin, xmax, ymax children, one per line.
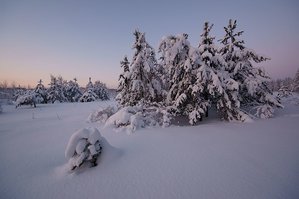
<box><xmin>1</xmin><ymin>0</ymin><xmax>298</xmax><ymax>88</ymax></box>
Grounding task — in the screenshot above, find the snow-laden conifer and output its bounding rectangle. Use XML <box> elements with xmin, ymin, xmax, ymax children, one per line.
<box><xmin>65</xmin><ymin>78</ymin><xmax>82</xmax><ymax>102</ymax></box>
<box><xmin>116</xmin><ymin>56</ymin><xmax>131</xmax><ymax>105</ymax></box>
<box><xmin>79</xmin><ymin>78</ymin><xmax>97</xmax><ymax>102</ymax></box>
<box><xmin>197</xmin><ymin>22</ymin><xmax>249</xmax><ymax>122</ymax></box>
<box><xmin>47</xmin><ymin>75</ymin><xmax>68</xmax><ymax>103</ymax></box>
<box><xmin>34</xmin><ymin>79</ymin><xmax>47</xmax><ymax>103</ymax></box>
<box><xmin>158</xmin><ymin>33</ymin><xmax>212</xmax><ymax>124</ymax></box>
<box><xmin>120</xmin><ymin>30</ymin><xmax>162</xmax><ymax>106</ymax></box>
<box><xmin>94</xmin><ymin>81</ymin><xmax>109</xmax><ymax>100</ymax></box>
<box><xmin>219</xmin><ymin>19</ymin><xmax>282</xmax><ymax>118</ymax></box>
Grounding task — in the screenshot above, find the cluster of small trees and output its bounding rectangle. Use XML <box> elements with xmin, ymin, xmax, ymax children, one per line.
<box><xmin>268</xmin><ymin>70</ymin><xmax>299</xmax><ymax>93</ymax></box>
<box><xmin>14</xmin><ymin>75</ymin><xmax>109</xmax><ymax>107</ymax></box>
<box><xmin>116</xmin><ymin>20</ymin><xmax>282</xmax><ymax>126</ymax></box>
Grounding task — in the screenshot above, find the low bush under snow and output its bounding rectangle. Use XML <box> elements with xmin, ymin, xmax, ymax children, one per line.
<box><xmin>15</xmin><ymin>92</ymin><xmax>37</xmax><ymax>108</ymax></box>
<box><xmin>65</xmin><ymin>127</ymin><xmax>103</xmax><ymax>171</ymax></box>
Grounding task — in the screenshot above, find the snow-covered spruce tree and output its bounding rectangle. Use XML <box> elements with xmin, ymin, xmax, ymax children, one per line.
<box><xmin>158</xmin><ymin>33</ymin><xmax>212</xmax><ymax>124</ymax></box>
<box><xmin>116</xmin><ymin>56</ymin><xmax>131</xmax><ymax>105</ymax></box>
<box><xmin>103</xmin><ymin>30</ymin><xmax>166</xmax><ymax>132</ymax></box>
<box><xmin>86</xmin><ymin>77</ymin><xmax>93</xmax><ymax>91</ymax></box>
<box><xmin>65</xmin><ymin>78</ymin><xmax>82</xmax><ymax>102</ymax></box>
<box><xmin>94</xmin><ymin>81</ymin><xmax>109</xmax><ymax>100</ymax></box>
<box><xmin>47</xmin><ymin>75</ymin><xmax>68</xmax><ymax>103</ymax></box>
<box><xmin>278</xmin><ymin>85</ymin><xmax>292</xmax><ymax>98</ymax></box>
<box><xmin>120</xmin><ymin>30</ymin><xmax>162</xmax><ymax>106</ymax></box>
<box><xmin>293</xmin><ymin>68</ymin><xmax>299</xmax><ymax>92</ymax></box>
<box><xmin>219</xmin><ymin>19</ymin><xmax>282</xmax><ymax>118</ymax></box>
<box><xmin>34</xmin><ymin>79</ymin><xmax>47</xmax><ymax>103</ymax></box>
<box><xmin>79</xmin><ymin>78</ymin><xmax>97</xmax><ymax>102</ymax></box>
<box><xmin>196</xmin><ymin>22</ymin><xmax>249</xmax><ymax>122</ymax></box>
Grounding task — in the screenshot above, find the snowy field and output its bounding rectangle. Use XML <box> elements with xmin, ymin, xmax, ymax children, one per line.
<box><xmin>1</xmin><ymin>97</ymin><xmax>299</xmax><ymax>199</ymax></box>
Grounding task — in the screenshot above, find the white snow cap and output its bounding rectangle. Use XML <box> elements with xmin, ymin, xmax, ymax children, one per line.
<box><xmin>65</xmin><ymin>127</ymin><xmax>102</xmax><ymax>159</ymax></box>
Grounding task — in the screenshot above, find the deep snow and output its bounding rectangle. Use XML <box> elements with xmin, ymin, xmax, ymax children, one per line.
<box><xmin>0</xmin><ymin>97</ymin><xmax>299</xmax><ymax>199</ymax></box>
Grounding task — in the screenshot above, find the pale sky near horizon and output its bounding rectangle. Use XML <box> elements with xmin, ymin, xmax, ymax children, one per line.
<box><xmin>0</xmin><ymin>0</ymin><xmax>298</xmax><ymax>88</ymax></box>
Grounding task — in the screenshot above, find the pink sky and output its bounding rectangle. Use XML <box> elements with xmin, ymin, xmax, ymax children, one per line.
<box><xmin>1</xmin><ymin>0</ymin><xmax>298</xmax><ymax>88</ymax></box>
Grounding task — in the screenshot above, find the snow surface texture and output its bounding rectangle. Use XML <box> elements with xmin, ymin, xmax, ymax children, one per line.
<box><xmin>65</xmin><ymin>127</ymin><xmax>102</xmax><ymax>170</ymax></box>
<box><xmin>0</xmin><ymin>98</ymin><xmax>299</xmax><ymax>199</ymax></box>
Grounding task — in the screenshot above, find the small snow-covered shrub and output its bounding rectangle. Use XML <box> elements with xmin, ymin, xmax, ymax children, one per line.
<box><xmin>15</xmin><ymin>92</ymin><xmax>36</xmax><ymax>108</ymax></box>
<box><xmin>87</xmin><ymin>106</ymin><xmax>117</xmax><ymax>123</ymax></box>
<box><xmin>255</xmin><ymin>104</ymin><xmax>274</xmax><ymax>119</ymax></box>
<box><xmin>104</xmin><ymin>104</ymin><xmax>172</xmax><ymax>133</ymax></box>
<box><xmin>105</xmin><ymin>106</ymin><xmax>141</xmax><ymax>128</ymax></box>
<box><xmin>65</xmin><ymin>127</ymin><xmax>103</xmax><ymax>171</ymax></box>
<box><xmin>277</xmin><ymin>86</ymin><xmax>292</xmax><ymax>98</ymax></box>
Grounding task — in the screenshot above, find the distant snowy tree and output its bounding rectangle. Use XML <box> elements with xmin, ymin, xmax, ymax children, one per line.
<box><xmin>292</xmin><ymin>69</ymin><xmax>299</xmax><ymax>92</ymax></box>
<box><xmin>79</xmin><ymin>90</ymin><xmax>97</xmax><ymax>102</ymax></box>
<box><xmin>278</xmin><ymin>85</ymin><xmax>292</xmax><ymax>98</ymax></box>
<box><xmin>47</xmin><ymin>75</ymin><xmax>67</xmax><ymax>103</ymax></box>
<box><xmin>219</xmin><ymin>19</ymin><xmax>282</xmax><ymax>118</ymax></box>
<box><xmin>94</xmin><ymin>81</ymin><xmax>109</xmax><ymax>100</ymax></box>
<box><xmin>34</xmin><ymin>79</ymin><xmax>47</xmax><ymax>103</ymax></box>
<box><xmin>79</xmin><ymin>78</ymin><xmax>97</xmax><ymax>102</ymax></box>
<box><xmin>119</xmin><ymin>30</ymin><xmax>162</xmax><ymax>106</ymax></box>
<box><xmin>86</xmin><ymin>77</ymin><xmax>94</xmax><ymax>91</ymax></box>
<box><xmin>65</xmin><ymin>78</ymin><xmax>82</xmax><ymax>102</ymax></box>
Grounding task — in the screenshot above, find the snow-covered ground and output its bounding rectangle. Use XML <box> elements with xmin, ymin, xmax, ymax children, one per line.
<box><xmin>0</xmin><ymin>97</ymin><xmax>299</xmax><ymax>199</ymax></box>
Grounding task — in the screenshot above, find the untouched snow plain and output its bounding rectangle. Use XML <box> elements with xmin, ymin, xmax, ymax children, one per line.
<box><xmin>1</xmin><ymin>96</ymin><xmax>299</xmax><ymax>199</ymax></box>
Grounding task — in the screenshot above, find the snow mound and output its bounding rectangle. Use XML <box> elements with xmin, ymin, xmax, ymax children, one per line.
<box><xmin>104</xmin><ymin>105</ymin><xmax>171</xmax><ymax>133</ymax></box>
<box><xmin>65</xmin><ymin>127</ymin><xmax>103</xmax><ymax>171</ymax></box>
<box><xmin>87</xmin><ymin>106</ymin><xmax>117</xmax><ymax>123</ymax></box>
<box><xmin>105</xmin><ymin>106</ymin><xmax>141</xmax><ymax>128</ymax></box>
